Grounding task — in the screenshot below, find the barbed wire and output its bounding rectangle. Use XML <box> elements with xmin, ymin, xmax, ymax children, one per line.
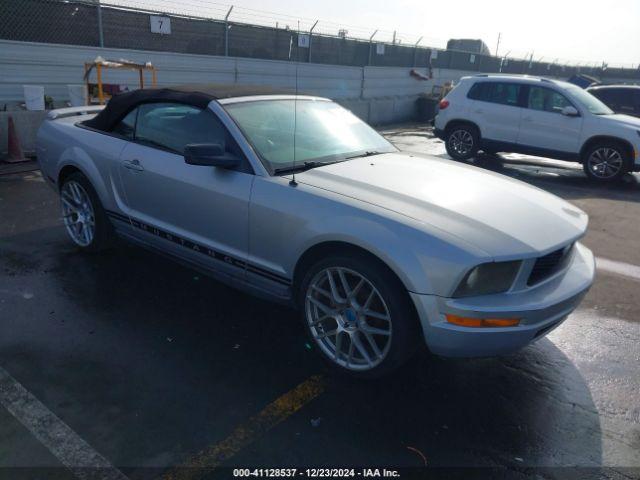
<box><xmin>6</xmin><ymin>0</ymin><xmax>638</xmax><ymax>69</ymax></box>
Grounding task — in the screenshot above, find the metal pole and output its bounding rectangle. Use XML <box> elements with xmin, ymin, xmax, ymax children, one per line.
<box><xmin>308</xmin><ymin>20</ymin><xmax>318</xmax><ymax>63</ymax></box>
<box><xmin>224</xmin><ymin>6</ymin><xmax>233</xmax><ymax>56</ymax></box>
<box><xmin>495</xmin><ymin>32</ymin><xmax>501</xmax><ymax>57</ymax></box>
<box><xmin>413</xmin><ymin>36</ymin><xmax>423</xmax><ymax>67</ymax></box>
<box><xmin>96</xmin><ymin>0</ymin><xmax>104</xmax><ymax>47</ymax></box>
<box><xmin>368</xmin><ymin>29</ymin><xmax>378</xmax><ymax>66</ymax></box>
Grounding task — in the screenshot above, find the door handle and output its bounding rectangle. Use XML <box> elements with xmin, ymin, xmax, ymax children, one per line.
<box><xmin>522</xmin><ymin>116</ymin><xmax>533</xmax><ymax>122</ymax></box>
<box><xmin>474</xmin><ymin>109</ymin><xmax>484</xmax><ymax>114</ymax></box>
<box><xmin>123</xmin><ymin>159</ymin><xmax>144</xmax><ymax>171</ymax></box>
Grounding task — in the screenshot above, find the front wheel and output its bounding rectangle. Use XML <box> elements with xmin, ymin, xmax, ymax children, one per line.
<box><xmin>582</xmin><ymin>143</ymin><xmax>629</xmax><ymax>182</ymax></box>
<box><xmin>298</xmin><ymin>253</ymin><xmax>419</xmax><ymax>378</ymax></box>
<box><xmin>445</xmin><ymin>125</ymin><xmax>479</xmax><ymax>161</ymax></box>
<box><xmin>60</xmin><ymin>172</ymin><xmax>115</xmax><ymax>252</ymax></box>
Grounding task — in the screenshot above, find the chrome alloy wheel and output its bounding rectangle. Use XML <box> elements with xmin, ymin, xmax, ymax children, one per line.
<box><xmin>305</xmin><ymin>267</ymin><xmax>392</xmax><ymax>371</ymax></box>
<box><xmin>587</xmin><ymin>147</ymin><xmax>623</xmax><ymax>179</ymax></box>
<box><xmin>61</xmin><ymin>181</ymin><xmax>95</xmax><ymax>247</ymax></box>
<box><xmin>448</xmin><ymin>129</ymin><xmax>474</xmax><ymax>156</ymax></box>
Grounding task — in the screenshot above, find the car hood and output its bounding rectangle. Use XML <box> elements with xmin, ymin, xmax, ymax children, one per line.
<box><xmin>295</xmin><ymin>153</ymin><xmax>588</xmax><ymax>258</ymax></box>
<box><xmin>602</xmin><ymin>113</ymin><xmax>640</xmax><ymax>128</ymax></box>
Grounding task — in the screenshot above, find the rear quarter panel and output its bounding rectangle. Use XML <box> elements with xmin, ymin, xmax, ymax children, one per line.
<box><xmin>37</xmin><ymin>118</ymin><xmax>127</xmax><ymax>211</ymax></box>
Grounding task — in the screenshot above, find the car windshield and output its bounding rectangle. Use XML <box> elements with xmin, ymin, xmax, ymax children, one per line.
<box><xmin>224</xmin><ymin>99</ymin><xmax>396</xmax><ymax>173</ymax></box>
<box><xmin>566</xmin><ymin>86</ymin><xmax>614</xmax><ymax>115</ymax></box>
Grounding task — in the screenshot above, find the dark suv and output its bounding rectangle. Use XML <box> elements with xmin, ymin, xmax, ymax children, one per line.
<box><xmin>587</xmin><ymin>85</ymin><xmax>640</xmax><ymax>118</ymax></box>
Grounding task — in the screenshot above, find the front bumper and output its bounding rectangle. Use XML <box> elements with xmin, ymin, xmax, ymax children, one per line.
<box><xmin>411</xmin><ymin>242</ymin><xmax>595</xmax><ymax>357</ymax></box>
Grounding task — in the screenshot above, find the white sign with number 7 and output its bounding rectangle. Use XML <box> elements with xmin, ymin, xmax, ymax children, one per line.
<box><xmin>150</xmin><ymin>15</ymin><xmax>172</xmax><ymax>35</ymax></box>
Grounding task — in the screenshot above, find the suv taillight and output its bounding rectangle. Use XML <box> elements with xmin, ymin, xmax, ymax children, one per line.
<box><xmin>439</xmin><ymin>99</ymin><xmax>450</xmax><ymax>110</ymax></box>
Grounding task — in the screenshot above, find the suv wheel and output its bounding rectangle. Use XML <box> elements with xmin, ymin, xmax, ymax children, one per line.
<box><xmin>582</xmin><ymin>142</ymin><xmax>629</xmax><ymax>182</ymax></box>
<box><xmin>445</xmin><ymin>124</ymin><xmax>479</xmax><ymax>161</ymax></box>
<box><xmin>298</xmin><ymin>253</ymin><xmax>419</xmax><ymax>378</ymax></box>
<box><xmin>60</xmin><ymin>172</ymin><xmax>115</xmax><ymax>252</ymax></box>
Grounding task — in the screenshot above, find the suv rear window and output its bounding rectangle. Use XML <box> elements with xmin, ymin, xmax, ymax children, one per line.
<box><xmin>468</xmin><ymin>81</ymin><xmax>523</xmax><ymax>107</ymax></box>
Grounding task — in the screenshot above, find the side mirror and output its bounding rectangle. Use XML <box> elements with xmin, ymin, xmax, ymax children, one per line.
<box><xmin>561</xmin><ymin>106</ymin><xmax>579</xmax><ymax>117</ymax></box>
<box><xmin>184</xmin><ymin>143</ymin><xmax>240</xmax><ymax>169</ymax></box>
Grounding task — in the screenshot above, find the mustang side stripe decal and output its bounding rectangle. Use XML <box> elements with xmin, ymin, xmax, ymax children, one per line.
<box><xmin>104</xmin><ymin>210</ymin><xmax>291</xmax><ymax>286</ymax></box>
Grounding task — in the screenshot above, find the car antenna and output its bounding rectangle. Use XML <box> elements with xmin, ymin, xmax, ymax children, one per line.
<box><xmin>290</xmin><ymin>21</ymin><xmax>300</xmax><ymax>187</ymax></box>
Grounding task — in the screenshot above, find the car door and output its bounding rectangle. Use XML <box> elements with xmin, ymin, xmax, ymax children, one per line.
<box><xmin>517</xmin><ymin>86</ymin><xmax>583</xmax><ymax>154</ymax></box>
<box><xmin>466</xmin><ymin>81</ymin><xmax>524</xmax><ymax>143</ymax></box>
<box><xmin>116</xmin><ymin>102</ymin><xmax>254</xmax><ymax>280</ymax></box>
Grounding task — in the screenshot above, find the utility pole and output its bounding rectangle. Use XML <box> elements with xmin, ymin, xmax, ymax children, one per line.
<box><xmin>495</xmin><ymin>32</ymin><xmax>501</xmax><ymax>57</ymax></box>
<box><xmin>224</xmin><ymin>6</ymin><xmax>233</xmax><ymax>56</ymax></box>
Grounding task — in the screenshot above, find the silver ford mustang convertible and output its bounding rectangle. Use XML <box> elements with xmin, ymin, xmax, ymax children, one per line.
<box><xmin>37</xmin><ymin>85</ymin><xmax>595</xmax><ymax>377</ymax></box>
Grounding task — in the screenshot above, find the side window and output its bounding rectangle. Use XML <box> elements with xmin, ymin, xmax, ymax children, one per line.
<box><xmin>467</xmin><ymin>82</ymin><xmax>491</xmax><ymax>101</ymax></box>
<box><xmin>527</xmin><ymin>87</ymin><xmax>572</xmax><ymax>113</ymax></box>
<box><xmin>634</xmin><ymin>91</ymin><xmax>640</xmax><ymax>113</ymax></box>
<box><xmin>135</xmin><ymin>103</ymin><xmax>228</xmax><ymax>155</ymax></box>
<box><xmin>112</xmin><ymin>108</ymin><xmax>138</xmax><ymax>139</ymax></box>
<box><xmin>468</xmin><ymin>82</ymin><xmax>522</xmax><ymax>106</ymax></box>
<box><xmin>615</xmin><ymin>90</ymin><xmax>636</xmax><ymax>114</ymax></box>
<box><xmin>488</xmin><ymin>82</ymin><xmax>522</xmax><ymax>107</ymax></box>
<box><xmin>597</xmin><ymin>89</ymin><xmax>622</xmax><ymax>109</ymax></box>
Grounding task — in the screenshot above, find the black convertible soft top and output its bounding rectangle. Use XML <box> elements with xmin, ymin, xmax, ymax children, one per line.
<box><xmin>83</xmin><ymin>83</ymin><xmax>295</xmax><ymax>132</ymax></box>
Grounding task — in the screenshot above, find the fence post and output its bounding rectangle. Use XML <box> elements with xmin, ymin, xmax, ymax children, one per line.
<box><xmin>368</xmin><ymin>30</ymin><xmax>378</xmax><ymax>66</ymax></box>
<box><xmin>413</xmin><ymin>36</ymin><xmax>423</xmax><ymax>67</ymax></box>
<box><xmin>308</xmin><ymin>20</ymin><xmax>318</xmax><ymax>63</ymax></box>
<box><xmin>96</xmin><ymin>0</ymin><xmax>104</xmax><ymax>47</ymax></box>
<box><xmin>224</xmin><ymin>6</ymin><xmax>233</xmax><ymax>56</ymax></box>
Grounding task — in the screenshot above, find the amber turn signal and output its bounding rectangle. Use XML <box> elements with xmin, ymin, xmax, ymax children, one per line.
<box><xmin>446</xmin><ymin>314</ymin><xmax>520</xmax><ymax>328</ymax></box>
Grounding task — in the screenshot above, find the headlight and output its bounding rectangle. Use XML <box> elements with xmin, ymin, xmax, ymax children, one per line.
<box><xmin>453</xmin><ymin>261</ymin><xmax>521</xmax><ymax>298</ymax></box>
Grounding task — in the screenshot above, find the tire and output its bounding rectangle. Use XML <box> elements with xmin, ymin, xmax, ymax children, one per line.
<box><xmin>60</xmin><ymin>172</ymin><xmax>115</xmax><ymax>252</ymax></box>
<box><xmin>445</xmin><ymin>124</ymin><xmax>480</xmax><ymax>161</ymax></box>
<box><xmin>582</xmin><ymin>142</ymin><xmax>630</xmax><ymax>183</ymax></box>
<box><xmin>298</xmin><ymin>252</ymin><xmax>420</xmax><ymax>378</ymax></box>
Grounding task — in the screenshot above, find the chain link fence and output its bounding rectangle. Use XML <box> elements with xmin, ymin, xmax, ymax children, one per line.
<box><xmin>1</xmin><ymin>0</ymin><xmax>639</xmax><ymax>79</ymax></box>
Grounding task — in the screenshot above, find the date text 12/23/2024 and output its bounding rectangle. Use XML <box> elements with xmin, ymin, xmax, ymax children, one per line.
<box><xmin>233</xmin><ymin>469</ymin><xmax>401</xmax><ymax>477</ymax></box>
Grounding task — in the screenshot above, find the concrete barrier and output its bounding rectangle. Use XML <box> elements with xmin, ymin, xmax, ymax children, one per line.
<box><xmin>0</xmin><ymin>111</ymin><xmax>47</xmax><ymax>157</ymax></box>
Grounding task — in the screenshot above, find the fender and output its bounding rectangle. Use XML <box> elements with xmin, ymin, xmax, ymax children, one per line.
<box><xmin>287</xmin><ymin>210</ymin><xmax>483</xmax><ymax>297</ymax></box>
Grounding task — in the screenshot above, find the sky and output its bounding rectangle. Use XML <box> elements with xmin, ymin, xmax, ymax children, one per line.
<box><xmin>119</xmin><ymin>0</ymin><xmax>640</xmax><ymax>66</ymax></box>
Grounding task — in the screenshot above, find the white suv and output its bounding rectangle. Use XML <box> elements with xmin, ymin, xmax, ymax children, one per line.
<box><xmin>434</xmin><ymin>75</ymin><xmax>640</xmax><ymax>182</ymax></box>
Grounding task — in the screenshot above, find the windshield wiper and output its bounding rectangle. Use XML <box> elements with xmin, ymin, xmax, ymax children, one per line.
<box><xmin>273</xmin><ymin>161</ymin><xmax>337</xmax><ymax>175</ymax></box>
<box><xmin>345</xmin><ymin>150</ymin><xmax>384</xmax><ymax>159</ymax></box>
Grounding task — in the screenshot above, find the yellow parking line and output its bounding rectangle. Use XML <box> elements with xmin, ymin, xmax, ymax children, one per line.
<box><xmin>163</xmin><ymin>374</ymin><xmax>326</xmax><ymax>480</ymax></box>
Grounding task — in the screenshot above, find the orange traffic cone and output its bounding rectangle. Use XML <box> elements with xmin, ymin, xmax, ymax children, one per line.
<box><xmin>5</xmin><ymin>115</ymin><xmax>28</xmax><ymax>164</ymax></box>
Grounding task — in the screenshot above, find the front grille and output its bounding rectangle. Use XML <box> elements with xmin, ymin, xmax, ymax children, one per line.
<box><xmin>527</xmin><ymin>244</ymin><xmax>574</xmax><ymax>286</ymax></box>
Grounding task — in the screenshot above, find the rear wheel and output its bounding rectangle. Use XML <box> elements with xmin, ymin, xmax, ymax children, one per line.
<box><xmin>582</xmin><ymin>142</ymin><xmax>629</xmax><ymax>182</ymax></box>
<box><xmin>60</xmin><ymin>172</ymin><xmax>115</xmax><ymax>252</ymax></box>
<box><xmin>445</xmin><ymin>124</ymin><xmax>479</xmax><ymax>161</ymax></box>
<box><xmin>298</xmin><ymin>252</ymin><xmax>419</xmax><ymax>378</ymax></box>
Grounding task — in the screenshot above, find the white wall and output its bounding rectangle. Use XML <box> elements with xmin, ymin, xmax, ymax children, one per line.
<box><xmin>0</xmin><ymin>40</ymin><xmax>432</xmax><ymax>106</ymax></box>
